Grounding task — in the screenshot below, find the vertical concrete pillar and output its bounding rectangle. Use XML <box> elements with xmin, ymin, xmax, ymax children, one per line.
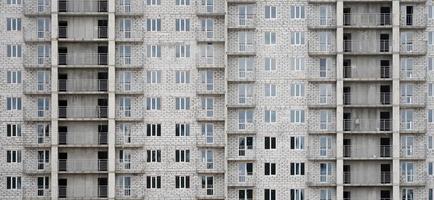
<box><xmin>335</xmin><ymin>1</ymin><xmax>344</xmax><ymax>200</ymax></box>
<box><xmin>392</xmin><ymin>1</ymin><xmax>401</xmax><ymax>199</ymax></box>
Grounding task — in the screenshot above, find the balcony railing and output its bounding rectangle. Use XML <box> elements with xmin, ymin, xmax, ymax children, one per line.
<box><xmin>23</xmin><ymin>159</ymin><xmax>51</xmax><ymax>173</ymax></box>
<box><xmin>58</xmin><ymin>0</ymin><xmax>108</xmax><ymax>13</ymax></box>
<box><xmin>307</xmin><ymin>17</ymin><xmax>336</xmax><ymax>28</ymax></box>
<box><xmin>23</xmin><ymin>28</ymin><xmax>51</xmax><ymax>42</ymax></box>
<box><xmin>24</xmin><ymin>55</ymin><xmax>51</xmax><ymax>67</ymax></box>
<box><xmin>343</xmin><ymin>171</ymin><xmax>392</xmax><ymax>185</ymax></box>
<box><xmin>196</xmin><ymin>31</ymin><xmax>225</xmax><ymax>42</ymax></box>
<box><xmin>228</xmin><ymin>14</ymin><xmax>256</xmax><ymax>28</ymax></box>
<box><xmin>58</xmin><ymin>79</ymin><xmax>108</xmax><ymax>92</ymax></box>
<box><xmin>306</xmin><ymin>172</ymin><xmax>336</xmax><ymax>186</ymax></box>
<box><xmin>400</xmin><ymin>121</ymin><xmax>425</xmax><ymax>132</ymax></box>
<box><xmin>307</xmin><ymin>146</ymin><xmax>336</xmax><ymax>159</ymax></box>
<box><xmin>400</xmin><ymin>95</ymin><xmax>426</xmax><ymax>106</ymax></box>
<box><xmin>115</xmin><ymin>1</ymin><xmax>144</xmax><ymax>15</ymax></box>
<box><xmin>24</xmin><ymin>0</ymin><xmax>51</xmax><ymax>15</ymax></box>
<box><xmin>115</xmin><ymin>161</ymin><xmax>144</xmax><ymax>172</ymax></box>
<box><xmin>116</xmin><ymin>30</ymin><xmax>143</xmax><ymax>41</ymax></box>
<box><xmin>400</xmin><ymin>145</ymin><xmax>426</xmax><ymax>159</ymax></box>
<box><xmin>58</xmin><ymin>53</ymin><xmax>108</xmax><ymax>65</ymax></box>
<box><xmin>400</xmin><ymin>41</ymin><xmax>427</xmax><ymax>55</ymax></box>
<box><xmin>59</xmin><ymin>26</ymin><xmax>108</xmax><ymax>40</ymax></box>
<box><xmin>59</xmin><ymin>132</ymin><xmax>108</xmax><ymax>145</ymax></box>
<box><xmin>308</xmin><ymin>122</ymin><xmax>336</xmax><ymax>133</ymax></box>
<box><xmin>58</xmin><ymin>106</ymin><xmax>108</xmax><ymax>119</ymax></box>
<box><xmin>116</xmin><ymin>106</ymin><xmax>144</xmax><ymax>119</ymax></box>
<box><xmin>343</xmin><ymin>92</ymin><xmax>391</xmax><ymax>106</ymax></box>
<box><xmin>343</xmin><ymin>13</ymin><xmax>391</xmax><ymax>27</ymax></box>
<box><xmin>308</xmin><ymin>42</ymin><xmax>336</xmax><ymax>55</ymax></box>
<box><xmin>228</xmin><ymin>42</ymin><xmax>256</xmax><ymax>54</ymax></box>
<box><xmin>59</xmin><ymin>185</ymin><xmax>107</xmax><ymax>198</ymax></box>
<box><xmin>196</xmin><ymin>81</ymin><xmax>225</xmax><ymax>94</ymax></box>
<box><xmin>344</xmin><ymin>65</ymin><xmax>391</xmax><ymax>79</ymax></box>
<box><xmin>116</xmin><ymin>186</ymin><xmax>142</xmax><ymax>199</ymax></box>
<box><xmin>343</xmin><ymin>145</ymin><xmax>392</xmax><ymax>159</ymax></box>
<box><xmin>23</xmin><ymin>81</ymin><xmax>51</xmax><ymax>94</ymax></box>
<box><xmin>307</xmin><ymin>94</ymin><xmax>336</xmax><ymax>107</ymax></box>
<box><xmin>401</xmin><ymin>14</ymin><xmax>427</xmax><ymax>27</ymax></box>
<box><xmin>58</xmin><ymin>159</ymin><xmax>108</xmax><ymax>172</ymax></box>
<box><xmin>344</xmin><ymin>40</ymin><xmax>392</xmax><ymax>54</ymax></box>
<box><xmin>196</xmin><ymin>4</ymin><xmax>225</xmax><ymax>15</ymax></box>
<box><xmin>343</xmin><ymin>119</ymin><xmax>392</xmax><ymax>132</ymax></box>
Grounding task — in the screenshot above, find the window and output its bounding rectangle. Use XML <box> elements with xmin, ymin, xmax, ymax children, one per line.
<box><xmin>6</xmin><ymin>18</ymin><xmax>21</xmax><ymax>31</ymax></box>
<box><xmin>37</xmin><ymin>45</ymin><xmax>50</xmax><ymax>65</ymax></box>
<box><xmin>175</xmin><ymin>149</ymin><xmax>190</xmax><ymax>162</ymax></box>
<box><xmin>176</xmin><ymin>0</ymin><xmax>190</xmax><ymax>5</ymax></box>
<box><xmin>265</xmin><ymin>84</ymin><xmax>276</xmax><ymax>97</ymax></box>
<box><xmin>201</xmin><ymin>176</ymin><xmax>214</xmax><ymax>195</ymax></box>
<box><xmin>119</xmin><ymin>45</ymin><xmax>131</xmax><ymax>65</ymax></box>
<box><xmin>429</xmin><ymin>57</ymin><xmax>433</xmax><ymax>71</ymax></box>
<box><xmin>176</xmin><ymin>123</ymin><xmax>190</xmax><ymax>136</ymax></box>
<box><xmin>319</xmin><ymin>58</ymin><xmax>327</xmax><ymax>77</ymax></box>
<box><xmin>430</xmin><ymin>32</ymin><xmax>434</xmax><ymax>46</ymax></box>
<box><xmin>430</xmin><ymin>6</ymin><xmax>434</xmax><ymax>19</ymax></box>
<box><xmin>6</xmin><ymin>176</ymin><xmax>21</xmax><ymax>190</ymax></box>
<box><xmin>239</xmin><ymin>189</ymin><xmax>254</xmax><ymax>200</ymax></box>
<box><xmin>37</xmin><ymin>150</ymin><xmax>49</xmax><ymax>170</ymax></box>
<box><xmin>175</xmin><ymin>176</ymin><xmax>190</xmax><ymax>188</ymax></box>
<box><xmin>146</xmin><ymin>97</ymin><xmax>161</xmax><ymax>110</ymax></box>
<box><xmin>6</xmin><ymin>123</ymin><xmax>21</xmax><ymax>137</ymax></box>
<box><xmin>37</xmin><ymin>18</ymin><xmax>50</xmax><ymax>38</ymax></box>
<box><xmin>239</xmin><ymin>137</ymin><xmax>254</xmax><ymax>156</ymax></box>
<box><xmin>401</xmin><ymin>162</ymin><xmax>414</xmax><ymax>183</ymax></box>
<box><xmin>146</xmin><ymin>124</ymin><xmax>161</xmax><ymax>136</ymax></box>
<box><xmin>264</xmin><ymin>137</ymin><xmax>276</xmax><ymax>149</ymax></box>
<box><xmin>146</xmin><ymin>0</ymin><xmax>160</xmax><ymax>5</ymax></box>
<box><xmin>290</xmin><ymin>6</ymin><xmax>305</xmax><ymax>19</ymax></box>
<box><xmin>290</xmin><ymin>109</ymin><xmax>305</xmax><ymax>123</ymax></box>
<box><xmin>402</xmin><ymin>188</ymin><xmax>414</xmax><ymax>200</ymax></box>
<box><xmin>120</xmin><ymin>123</ymin><xmax>131</xmax><ymax>144</ymax></box>
<box><xmin>265</xmin><ymin>110</ymin><xmax>276</xmax><ymax>123</ymax></box>
<box><xmin>290</xmin><ymin>136</ymin><xmax>304</xmax><ymax>150</ymax></box>
<box><xmin>120</xmin><ymin>19</ymin><xmax>132</xmax><ymax>38</ymax></box>
<box><xmin>146</xmin><ymin>176</ymin><xmax>161</xmax><ymax>188</ymax></box>
<box><xmin>320</xmin><ymin>189</ymin><xmax>332</xmax><ymax>200</ymax></box>
<box><xmin>401</xmin><ymin>110</ymin><xmax>414</xmax><ymax>130</ymax></box>
<box><xmin>37</xmin><ymin>124</ymin><xmax>49</xmax><ymax>144</ymax></box>
<box><xmin>7</xmin><ymin>45</ymin><xmax>22</xmax><ymax>58</ymax></box>
<box><xmin>119</xmin><ymin>150</ymin><xmax>131</xmax><ymax>169</ymax></box>
<box><xmin>290</xmin><ymin>162</ymin><xmax>305</xmax><ymax>175</ymax></box>
<box><xmin>429</xmin><ymin>162</ymin><xmax>433</xmax><ymax>176</ymax></box>
<box><xmin>430</xmin><ymin>189</ymin><xmax>434</xmax><ymax>200</ymax></box>
<box><xmin>118</xmin><ymin>176</ymin><xmax>131</xmax><ymax>196</ymax></box>
<box><xmin>7</xmin><ymin>150</ymin><xmax>21</xmax><ymax>163</ymax></box>
<box><xmin>319</xmin><ymin>137</ymin><xmax>332</xmax><ymax>157</ymax></box>
<box><xmin>401</xmin><ymin>58</ymin><xmax>414</xmax><ymax>78</ymax></box>
<box><xmin>265</xmin><ymin>57</ymin><xmax>276</xmax><ymax>71</ymax></box>
<box><xmin>238</xmin><ymin>110</ymin><xmax>253</xmax><ymax>129</ymax></box>
<box><xmin>202</xmin><ymin>123</ymin><xmax>214</xmax><ymax>143</ymax></box>
<box><xmin>320</xmin><ymin>111</ymin><xmax>332</xmax><ymax>130</ymax></box>
<box><xmin>264</xmin><ymin>189</ymin><xmax>276</xmax><ymax>200</ymax></box>
<box><xmin>176</xmin><ymin>71</ymin><xmax>190</xmax><ymax>83</ymax></box>
<box><xmin>200</xmin><ymin>44</ymin><xmax>214</xmax><ymax>64</ymax></box>
<box><xmin>429</xmin><ymin>135</ymin><xmax>433</xmax><ymax>150</ymax></box>
<box><xmin>146</xmin><ymin>150</ymin><xmax>161</xmax><ymax>162</ymax></box>
<box><xmin>401</xmin><ymin>135</ymin><xmax>414</xmax><ymax>157</ymax></box>
<box><xmin>200</xmin><ymin>70</ymin><xmax>214</xmax><ymax>90</ymax></box>
<box><xmin>429</xmin><ymin>110</ymin><xmax>433</xmax><ymax>123</ymax></box>
<box><xmin>201</xmin><ymin>97</ymin><xmax>214</xmax><ymax>117</ymax></box>
<box><xmin>146</xmin><ymin>45</ymin><xmax>161</xmax><ymax>57</ymax></box>
<box><xmin>319</xmin><ymin>85</ymin><xmax>330</xmax><ymax>104</ymax></box>
<box><xmin>7</xmin><ymin>0</ymin><xmax>21</xmax><ymax>4</ymax></box>
<box><xmin>176</xmin><ymin>19</ymin><xmax>190</xmax><ymax>31</ymax></box>
<box><xmin>146</xmin><ymin>19</ymin><xmax>161</xmax><ymax>31</ymax></box>
<box><xmin>320</xmin><ymin>163</ymin><xmax>332</xmax><ymax>182</ymax></box>
<box><xmin>37</xmin><ymin>98</ymin><xmax>49</xmax><ymax>117</ymax></box>
<box><xmin>429</xmin><ymin>83</ymin><xmax>434</xmax><ymax>97</ymax></box>
<box><xmin>238</xmin><ymin>57</ymin><xmax>254</xmax><ymax>78</ymax></box>
<box><xmin>201</xmin><ymin>19</ymin><xmax>214</xmax><ymax>38</ymax></box>
<box><xmin>239</xmin><ymin>163</ymin><xmax>253</xmax><ymax>182</ymax></box>
<box><xmin>119</xmin><ymin>71</ymin><xmax>132</xmax><ymax>91</ymax></box>
<box><xmin>290</xmin><ymin>83</ymin><xmax>305</xmax><ymax>96</ymax></box>
<box><xmin>176</xmin><ymin>45</ymin><xmax>190</xmax><ymax>58</ymax></box>
<box><xmin>201</xmin><ymin>149</ymin><xmax>214</xmax><ymax>169</ymax></box>
<box><xmin>264</xmin><ymin>163</ymin><xmax>276</xmax><ymax>175</ymax></box>
<box><xmin>6</xmin><ymin>97</ymin><xmax>21</xmax><ymax>110</ymax></box>
<box><xmin>290</xmin><ymin>57</ymin><xmax>305</xmax><ymax>71</ymax></box>
<box><xmin>146</xmin><ymin>70</ymin><xmax>161</xmax><ymax>84</ymax></box>
<box><xmin>290</xmin><ymin>189</ymin><xmax>304</xmax><ymax>200</ymax></box>
<box><xmin>265</xmin><ymin>6</ymin><xmax>276</xmax><ymax>19</ymax></box>
<box><xmin>291</xmin><ymin>32</ymin><xmax>305</xmax><ymax>45</ymax></box>
<box><xmin>176</xmin><ymin>97</ymin><xmax>190</xmax><ymax>110</ymax></box>
<box><xmin>238</xmin><ymin>84</ymin><xmax>253</xmax><ymax>104</ymax></box>
<box><xmin>265</xmin><ymin>32</ymin><xmax>276</xmax><ymax>45</ymax></box>
<box><xmin>37</xmin><ymin>177</ymin><xmax>49</xmax><ymax>196</ymax></box>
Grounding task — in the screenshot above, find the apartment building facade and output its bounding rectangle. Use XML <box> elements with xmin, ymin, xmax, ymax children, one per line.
<box><xmin>1</xmin><ymin>0</ymin><xmax>434</xmax><ymax>199</ymax></box>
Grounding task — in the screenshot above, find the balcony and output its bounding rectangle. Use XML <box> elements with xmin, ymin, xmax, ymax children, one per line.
<box><xmin>196</xmin><ymin>152</ymin><xmax>225</xmax><ymax>173</ymax></box>
<box><xmin>343</xmin><ymin>40</ymin><xmax>392</xmax><ymax>55</ymax></box>
<box><xmin>227</xmin><ymin>71</ymin><xmax>255</xmax><ymax>82</ymax></box>
<box><xmin>58</xmin><ymin>106</ymin><xmax>108</xmax><ymax>119</ymax></box>
<box><xmin>343</xmin><ymin>13</ymin><xmax>391</xmax><ymax>28</ymax></box>
<box><xmin>344</xmin><ymin>65</ymin><xmax>391</xmax><ymax>80</ymax></box>
<box><xmin>307</xmin><ymin>94</ymin><xmax>336</xmax><ymax>108</ymax></box>
<box><xmin>116</xmin><ymin>82</ymin><xmax>143</xmax><ymax>94</ymax></box>
<box><xmin>22</xmin><ymin>187</ymin><xmax>51</xmax><ymax>199</ymax></box>
<box><xmin>196</xmin><ymin>109</ymin><xmax>225</xmax><ymax>122</ymax></box>
<box><xmin>196</xmin><ymin>134</ymin><xmax>225</xmax><ymax>148</ymax></box>
<box><xmin>23</xmin><ymin>28</ymin><xmax>51</xmax><ymax>42</ymax></box>
<box><xmin>343</xmin><ymin>119</ymin><xmax>392</xmax><ymax>133</ymax></box>
<box><xmin>58</xmin><ymin>53</ymin><xmax>108</xmax><ymax>66</ymax></box>
<box><xmin>228</xmin><ymin>14</ymin><xmax>256</xmax><ymax>29</ymax></box>
<box><xmin>228</xmin><ymin>148</ymin><xmax>255</xmax><ymax>161</ymax></box>
<box><xmin>116</xmin><ymin>55</ymin><xmax>142</xmax><ymax>68</ymax></box>
<box><xmin>58</xmin><ymin>159</ymin><xmax>108</xmax><ymax>173</ymax></box>
<box><xmin>400</xmin><ymin>14</ymin><xmax>427</xmax><ymax>28</ymax></box>
<box><xmin>400</xmin><ymin>121</ymin><xmax>426</xmax><ymax>133</ymax></box>
<box><xmin>58</xmin><ymin>26</ymin><xmax>108</xmax><ymax>42</ymax></box>
<box><xmin>23</xmin><ymin>0</ymin><xmax>51</xmax><ymax>16</ymax></box>
<box><xmin>23</xmin><ymin>82</ymin><xmax>51</xmax><ymax>94</ymax></box>
<box><xmin>196</xmin><ymin>31</ymin><xmax>225</xmax><ymax>42</ymax></box>
<box><xmin>24</xmin><ymin>55</ymin><xmax>51</xmax><ymax>68</ymax></box>
<box><xmin>227</xmin><ymin>97</ymin><xmax>256</xmax><ymax>108</ymax></box>
<box><xmin>306</xmin><ymin>173</ymin><xmax>336</xmax><ymax>187</ymax></box>
<box><xmin>400</xmin><ymin>41</ymin><xmax>427</xmax><ymax>55</ymax></box>
<box><xmin>116</xmin><ymin>161</ymin><xmax>145</xmax><ymax>173</ymax></box>
<box><xmin>306</xmin><ymin>146</ymin><xmax>336</xmax><ymax>160</ymax></box>
<box><xmin>23</xmin><ymin>107</ymin><xmax>51</xmax><ymax>121</ymax></box>
<box><xmin>196</xmin><ymin>81</ymin><xmax>225</xmax><ymax>95</ymax></box>
<box><xmin>58</xmin><ymin>185</ymin><xmax>108</xmax><ymax>199</ymax></box>
<box><xmin>400</xmin><ymin>146</ymin><xmax>426</xmax><ymax>159</ymax></box>
<box><xmin>196</xmin><ymin>4</ymin><xmax>225</xmax><ymax>16</ymax></box>
<box><xmin>343</xmin><ymin>145</ymin><xmax>392</xmax><ymax>160</ymax></box>
<box><xmin>196</xmin><ymin>55</ymin><xmax>225</xmax><ymax>69</ymax></box>
<box><xmin>343</xmin><ymin>171</ymin><xmax>392</xmax><ymax>186</ymax></box>
<box><xmin>23</xmin><ymin>132</ymin><xmax>51</xmax><ymax>148</ymax></box>
<box><xmin>400</xmin><ymin>173</ymin><xmax>427</xmax><ymax>186</ymax></box>
<box><xmin>400</xmin><ymin>95</ymin><xmax>426</xmax><ymax>108</ymax></box>
<box><xmin>115</xmin><ymin>30</ymin><xmax>143</xmax><ymax>42</ymax></box>
<box><xmin>308</xmin><ymin>122</ymin><xmax>336</xmax><ymax>134</ymax></box>
<box><xmin>116</xmin><ymin>187</ymin><xmax>143</xmax><ymax>199</ymax></box>
<box><xmin>343</xmin><ymin>92</ymin><xmax>391</xmax><ymax>107</ymax></box>
<box><xmin>228</xmin><ymin>174</ymin><xmax>255</xmax><ymax>187</ymax></box>
<box><xmin>59</xmin><ymin>132</ymin><xmax>108</xmax><ymax>146</ymax></box>
<box><xmin>58</xmin><ymin>0</ymin><xmax>108</xmax><ymax>14</ymax></box>
<box><xmin>227</xmin><ymin>42</ymin><xmax>256</xmax><ymax>56</ymax></box>
<box><xmin>308</xmin><ymin>42</ymin><xmax>336</xmax><ymax>56</ymax></box>
<box><xmin>115</xmin><ymin>1</ymin><xmax>144</xmax><ymax>16</ymax></box>
<box><xmin>23</xmin><ymin>159</ymin><xmax>51</xmax><ymax>174</ymax></box>
<box><xmin>58</xmin><ymin>79</ymin><xmax>107</xmax><ymax>93</ymax></box>
<box><xmin>400</xmin><ymin>68</ymin><xmax>426</xmax><ymax>81</ymax></box>
<box><xmin>115</xmin><ymin>106</ymin><xmax>144</xmax><ymax>121</ymax></box>
<box><xmin>307</xmin><ymin>17</ymin><xmax>336</xmax><ymax>29</ymax></box>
